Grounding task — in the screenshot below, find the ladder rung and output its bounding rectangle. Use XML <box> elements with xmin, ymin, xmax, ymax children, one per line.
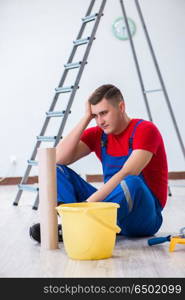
<box><xmin>144</xmin><ymin>88</ymin><xmax>163</xmax><ymax>94</ymax></box>
<box><xmin>46</xmin><ymin>111</ymin><xmax>65</xmax><ymax>117</ymax></box>
<box><xmin>55</xmin><ymin>86</ymin><xmax>74</xmax><ymax>93</ymax></box>
<box><xmin>64</xmin><ymin>62</ymin><xmax>82</xmax><ymax>70</ymax></box>
<box><xmin>46</xmin><ymin>110</ymin><xmax>71</xmax><ymax>118</ymax></box>
<box><xmin>82</xmin><ymin>13</ymin><xmax>98</xmax><ymax>23</ymax></box>
<box><xmin>18</xmin><ymin>184</ymin><xmax>39</xmax><ymax>192</ymax></box>
<box><xmin>73</xmin><ymin>37</ymin><xmax>91</xmax><ymax>46</ymax></box>
<box><xmin>27</xmin><ymin>160</ymin><xmax>38</xmax><ymax>166</ymax></box>
<box><xmin>36</xmin><ymin>136</ymin><xmax>56</xmax><ymax>142</ymax></box>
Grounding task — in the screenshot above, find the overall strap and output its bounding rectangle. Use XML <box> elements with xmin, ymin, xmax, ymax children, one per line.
<box><xmin>101</xmin><ymin>119</ymin><xmax>144</xmax><ymax>151</ymax></box>
<box><xmin>101</xmin><ymin>131</ymin><xmax>108</xmax><ymax>148</ymax></box>
<box><xmin>129</xmin><ymin>119</ymin><xmax>144</xmax><ymax>150</ymax></box>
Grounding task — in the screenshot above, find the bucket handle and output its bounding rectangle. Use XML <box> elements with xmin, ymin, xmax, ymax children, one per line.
<box><xmin>84</xmin><ymin>208</ymin><xmax>121</xmax><ymax>234</ymax></box>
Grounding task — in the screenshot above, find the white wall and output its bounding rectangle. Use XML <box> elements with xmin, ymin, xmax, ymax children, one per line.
<box><xmin>0</xmin><ymin>0</ymin><xmax>185</xmax><ymax>178</ymax></box>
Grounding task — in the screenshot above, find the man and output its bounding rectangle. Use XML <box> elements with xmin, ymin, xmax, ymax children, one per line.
<box><xmin>30</xmin><ymin>84</ymin><xmax>168</xmax><ymax>242</ymax></box>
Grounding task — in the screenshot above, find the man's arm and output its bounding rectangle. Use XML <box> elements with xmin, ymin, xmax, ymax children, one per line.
<box><xmin>56</xmin><ymin>102</ymin><xmax>93</xmax><ymax>165</ymax></box>
<box><xmin>86</xmin><ymin>149</ymin><xmax>153</xmax><ymax>202</ymax></box>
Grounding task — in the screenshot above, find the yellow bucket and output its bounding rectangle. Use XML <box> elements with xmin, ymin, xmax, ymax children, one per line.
<box><xmin>56</xmin><ymin>202</ymin><xmax>121</xmax><ymax>260</ymax></box>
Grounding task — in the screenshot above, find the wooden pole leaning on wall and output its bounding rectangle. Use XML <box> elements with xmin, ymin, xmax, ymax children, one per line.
<box><xmin>38</xmin><ymin>147</ymin><xmax>58</xmax><ymax>250</ymax></box>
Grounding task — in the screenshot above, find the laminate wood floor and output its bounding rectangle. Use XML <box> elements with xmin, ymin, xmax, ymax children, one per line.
<box><xmin>0</xmin><ymin>181</ymin><xmax>185</xmax><ymax>278</ymax></box>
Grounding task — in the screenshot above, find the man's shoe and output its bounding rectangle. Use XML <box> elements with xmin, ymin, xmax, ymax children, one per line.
<box><xmin>29</xmin><ymin>223</ymin><xmax>63</xmax><ymax>243</ymax></box>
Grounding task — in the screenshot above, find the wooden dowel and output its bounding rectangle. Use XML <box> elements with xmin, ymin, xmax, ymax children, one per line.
<box><xmin>38</xmin><ymin>147</ymin><xmax>58</xmax><ymax>250</ymax></box>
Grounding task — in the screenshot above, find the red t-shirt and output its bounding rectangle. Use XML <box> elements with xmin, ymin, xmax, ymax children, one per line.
<box><xmin>81</xmin><ymin>119</ymin><xmax>168</xmax><ymax>208</ymax></box>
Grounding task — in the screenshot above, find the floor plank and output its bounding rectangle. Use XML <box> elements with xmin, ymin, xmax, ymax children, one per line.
<box><xmin>0</xmin><ymin>181</ymin><xmax>185</xmax><ymax>278</ymax></box>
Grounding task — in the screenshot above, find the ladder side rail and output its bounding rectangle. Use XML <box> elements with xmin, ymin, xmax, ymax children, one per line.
<box><xmin>119</xmin><ymin>0</ymin><xmax>153</xmax><ymax>121</ymax></box>
<box><xmin>49</xmin><ymin>0</ymin><xmax>97</xmax><ymax>111</ymax></box>
<box><xmin>57</xmin><ymin>0</ymin><xmax>96</xmax><ymax>72</ymax></box>
<box><xmin>70</xmin><ymin>0</ymin><xmax>96</xmax><ymax>46</ymax></box>
<box><xmin>135</xmin><ymin>0</ymin><xmax>185</xmax><ymax>158</ymax></box>
<box><xmin>32</xmin><ymin>0</ymin><xmax>107</xmax><ymax>209</ymax></box>
<box><xmin>13</xmin><ymin>165</ymin><xmax>33</xmax><ymax>204</ymax></box>
<box><xmin>13</xmin><ymin>0</ymin><xmax>97</xmax><ymax>206</ymax></box>
<box><xmin>34</xmin><ymin>0</ymin><xmax>96</xmax><ymax>118</ymax></box>
<box><xmin>13</xmin><ymin>141</ymin><xmax>42</xmax><ymax>205</ymax></box>
<box><xmin>54</xmin><ymin>0</ymin><xmax>107</xmax><ymax>147</ymax></box>
<box><xmin>30</xmin><ymin>0</ymin><xmax>96</xmax><ymax>130</ymax></box>
<box><xmin>32</xmin><ymin>193</ymin><xmax>39</xmax><ymax>210</ymax></box>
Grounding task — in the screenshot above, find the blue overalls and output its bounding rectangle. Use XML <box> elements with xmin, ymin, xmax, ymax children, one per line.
<box><xmin>57</xmin><ymin>120</ymin><xmax>163</xmax><ymax>237</ymax></box>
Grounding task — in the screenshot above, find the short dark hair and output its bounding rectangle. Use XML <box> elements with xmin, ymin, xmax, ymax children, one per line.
<box><xmin>88</xmin><ymin>84</ymin><xmax>124</xmax><ymax>105</ymax></box>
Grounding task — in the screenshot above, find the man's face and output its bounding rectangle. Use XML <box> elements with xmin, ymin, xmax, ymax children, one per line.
<box><xmin>91</xmin><ymin>98</ymin><xmax>125</xmax><ymax>134</ymax></box>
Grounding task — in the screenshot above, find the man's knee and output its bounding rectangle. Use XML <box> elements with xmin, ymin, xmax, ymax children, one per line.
<box><xmin>56</xmin><ymin>164</ymin><xmax>70</xmax><ymax>180</ymax></box>
<box><xmin>56</xmin><ymin>164</ymin><xmax>66</xmax><ymax>169</ymax></box>
<box><xmin>122</xmin><ymin>174</ymin><xmax>149</xmax><ymax>201</ymax></box>
<box><xmin>56</xmin><ymin>164</ymin><xmax>69</xmax><ymax>174</ymax></box>
<box><xmin>125</xmin><ymin>174</ymin><xmax>142</xmax><ymax>182</ymax></box>
<box><xmin>124</xmin><ymin>174</ymin><xmax>144</xmax><ymax>190</ymax></box>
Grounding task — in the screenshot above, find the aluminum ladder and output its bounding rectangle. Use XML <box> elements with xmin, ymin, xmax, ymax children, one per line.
<box><xmin>13</xmin><ymin>0</ymin><xmax>107</xmax><ymax>209</ymax></box>
<box><xmin>13</xmin><ymin>0</ymin><xmax>184</xmax><ymax>209</ymax></box>
<box><xmin>120</xmin><ymin>0</ymin><xmax>185</xmax><ymax>195</ymax></box>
